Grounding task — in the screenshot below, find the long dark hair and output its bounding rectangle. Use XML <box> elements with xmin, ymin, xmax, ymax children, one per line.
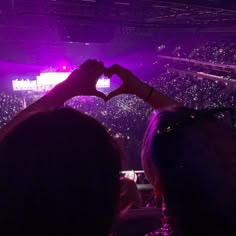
<box><xmin>0</xmin><ymin>108</ymin><xmax>121</xmax><ymax>236</ymax></box>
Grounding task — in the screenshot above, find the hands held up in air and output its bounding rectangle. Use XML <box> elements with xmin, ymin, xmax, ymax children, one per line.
<box><xmin>58</xmin><ymin>59</ymin><xmax>151</xmax><ymax>102</ymax></box>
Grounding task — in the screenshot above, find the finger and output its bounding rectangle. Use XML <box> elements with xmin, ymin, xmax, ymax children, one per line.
<box><xmin>104</xmin><ymin>68</ymin><xmax>127</xmax><ymax>84</ymax></box>
<box><xmin>104</xmin><ymin>64</ymin><xmax>120</xmax><ymax>77</ymax></box>
<box><xmin>90</xmin><ymin>62</ymin><xmax>105</xmax><ymax>81</ymax></box>
<box><xmin>79</xmin><ymin>59</ymin><xmax>93</xmax><ymax>69</ymax></box>
<box><xmin>80</xmin><ymin>59</ymin><xmax>100</xmax><ymax>70</ymax></box>
<box><xmin>104</xmin><ymin>65</ymin><xmax>131</xmax><ymax>84</ymax></box>
<box><xmin>92</xmin><ymin>61</ymin><xmax>104</xmax><ymax>72</ymax></box>
<box><xmin>104</xmin><ymin>64</ymin><xmax>129</xmax><ymax>78</ymax></box>
<box><xmin>87</xmin><ymin>61</ymin><xmax>104</xmax><ymax>72</ymax></box>
<box><xmin>106</xmin><ymin>87</ymin><xmax>125</xmax><ymax>101</ymax></box>
<box><xmin>94</xmin><ymin>90</ymin><xmax>107</xmax><ymax>101</ymax></box>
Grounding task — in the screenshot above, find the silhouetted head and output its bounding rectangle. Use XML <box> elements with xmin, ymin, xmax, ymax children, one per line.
<box><xmin>142</xmin><ymin>106</ymin><xmax>236</xmax><ymax>235</ymax></box>
<box><xmin>0</xmin><ymin>108</ymin><xmax>121</xmax><ymax>236</ymax></box>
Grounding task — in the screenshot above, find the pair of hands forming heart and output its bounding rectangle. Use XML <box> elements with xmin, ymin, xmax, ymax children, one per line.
<box><xmin>61</xmin><ymin>59</ymin><xmax>148</xmax><ymax>101</ymax></box>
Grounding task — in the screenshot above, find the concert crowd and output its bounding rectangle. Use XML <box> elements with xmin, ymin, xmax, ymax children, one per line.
<box><xmin>1</xmin><ymin>39</ymin><xmax>236</xmax><ymax>169</ymax></box>
<box><xmin>0</xmin><ymin>37</ymin><xmax>236</xmax><ymax>236</ymax></box>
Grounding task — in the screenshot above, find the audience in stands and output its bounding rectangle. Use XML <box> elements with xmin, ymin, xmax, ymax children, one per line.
<box><xmin>2</xmin><ymin>38</ymin><xmax>236</xmax><ymax>169</ymax></box>
<box><xmin>0</xmin><ymin>59</ymin><xmax>236</xmax><ymax>236</ymax></box>
<box><xmin>190</xmin><ymin>40</ymin><xmax>236</xmax><ymax>65</ymax></box>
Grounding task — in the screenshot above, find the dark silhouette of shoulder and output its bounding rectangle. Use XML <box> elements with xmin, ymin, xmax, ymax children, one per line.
<box><xmin>113</xmin><ymin>208</ymin><xmax>162</xmax><ymax>236</ymax></box>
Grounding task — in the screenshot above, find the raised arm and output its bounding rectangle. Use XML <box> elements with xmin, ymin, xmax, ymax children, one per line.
<box><xmin>0</xmin><ymin>59</ymin><xmax>105</xmax><ymax>143</ymax></box>
<box><xmin>104</xmin><ymin>64</ymin><xmax>179</xmax><ymax>109</ymax></box>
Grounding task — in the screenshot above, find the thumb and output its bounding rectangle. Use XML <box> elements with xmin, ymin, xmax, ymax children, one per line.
<box><xmin>94</xmin><ymin>90</ymin><xmax>107</xmax><ymax>101</ymax></box>
<box><xmin>106</xmin><ymin>87</ymin><xmax>124</xmax><ymax>101</ymax></box>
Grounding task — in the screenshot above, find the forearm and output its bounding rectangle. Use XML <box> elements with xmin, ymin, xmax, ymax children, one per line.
<box><xmin>134</xmin><ymin>81</ymin><xmax>179</xmax><ymax>109</ymax></box>
<box><xmin>0</xmin><ymin>82</ymin><xmax>71</xmax><ymax>143</ymax></box>
<box><xmin>145</xmin><ymin>87</ymin><xmax>179</xmax><ymax>109</ymax></box>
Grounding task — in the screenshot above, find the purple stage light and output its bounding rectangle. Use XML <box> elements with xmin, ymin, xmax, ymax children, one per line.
<box><xmin>62</xmin><ymin>65</ymin><xmax>67</xmax><ymax>70</ymax></box>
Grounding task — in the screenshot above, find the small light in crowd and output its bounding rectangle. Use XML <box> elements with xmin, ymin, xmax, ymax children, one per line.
<box><xmin>62</xmin><ymin>65</ymin><xmax>67</xmax><ymax>70</ymax></box>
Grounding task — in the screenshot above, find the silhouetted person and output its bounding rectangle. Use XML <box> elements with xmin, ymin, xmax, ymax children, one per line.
<box><xmin>0</xmin><ymin>60</ymin><xmax>121</xmax><ymax>236</ymax></box>
<box><xmin>142</xmin><ymin>106</ymin><xmax>236</xmax><ymax>236</ymax></box>
<box><xmin>0</xmin><ymin>108</ymin><xmax>121</xmax><ymax>236</ymax></box>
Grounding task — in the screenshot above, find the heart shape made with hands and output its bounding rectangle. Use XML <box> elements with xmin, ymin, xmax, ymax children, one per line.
<box><xmin>96</xmin><ymin>72</ymin><xmax>123</xmax><ymax>101</ymax></box>
<box><xmin>66</xmin><ymin>60</ymin><xmax>137</xmax><ymax>101</ymax></box>
<box><xmin>96</xmin><ymin>65</ymin><xmax>137</xmax><ymax>101</ymax></box>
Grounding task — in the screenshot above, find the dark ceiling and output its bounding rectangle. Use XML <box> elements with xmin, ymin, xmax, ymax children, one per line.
<box><xmin>0</xmin><ymin>0</ymin><xmax>235</xmax><ymax>67</ymax></box>
<box><xmin>0</xmin><ymin>0</ymin><xmax>236</xmax><ymax>44</ymax></box>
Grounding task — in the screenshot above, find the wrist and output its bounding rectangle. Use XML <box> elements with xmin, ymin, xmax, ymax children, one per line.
<box><xmin>144</xmin><ymin>87</ymin><xmax>154</xmax><ymax>102</ymax></box>
<box><xmin>133</xmin><ymin>81</ymin><xmax>152</xmax><ymax>100</ymax></box>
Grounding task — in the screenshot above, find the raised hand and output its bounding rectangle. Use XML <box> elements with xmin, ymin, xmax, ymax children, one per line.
<box><xmin>104</xmin><ymin>64</ymin><xmax>178</xmax><ymax>108</ymax></box>
<box><xmin>104</xmin><ymin>64</ymin><xmax>150</xmax><ymax>101</ymax></box>
<box><xmin>59</xmin><ymin>59</ymin><xmax>106</xmax><ymax>100</ymax></box>
<box><xmin>0</xmin><ymin>60</ymin><xmax>107</xmax><ymax>143</ymax></box>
